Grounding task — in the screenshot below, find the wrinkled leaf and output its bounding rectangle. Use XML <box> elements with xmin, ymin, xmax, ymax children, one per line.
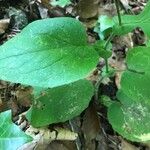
<box><xmin>0</xmin><ymin>110</ymin><xmax>32</xmax><ymax>150</ymax></box>
<box><xmin>0</xmin><ymin>17</ymin><xmax>99</xmax><ymax>88</ymax></box>
<box><xmin>51</xmin><ymin>0</ymin><xmax>71</xmax><ymax>7</ymax></box>
<box><xmin>26</xmin><ymin>79</ymin><xmax>94</xmax><ymax>127</ymax></box>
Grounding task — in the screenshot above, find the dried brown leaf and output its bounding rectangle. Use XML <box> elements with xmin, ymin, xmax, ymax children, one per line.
<box><xmin>0</xmin><ymin>19</ymin><xmax>10</xmax><ymax>34</ymax></box>
<box><xmin>76</xmin><ymin>0</ymin><xmax>99</xmax><ymax>19</ymax></box>
<box><xmin>82</xmin><ymin>104</ymin><xmax>101</xmax><ymax>149</ymax></box>
<box><xmin>121</xmin><ymin>139</ymin><xmax>139</xmax><ymax>150</ymax></box>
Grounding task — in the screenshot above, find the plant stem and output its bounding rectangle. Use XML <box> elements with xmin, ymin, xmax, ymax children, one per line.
<box><xmin>105</xmin><ymin>59</ymin><xmax>109</xmax><ymax>73</ymax></box>
<box><xmin>104</xmin><ymin>32</ymin><xmax>114</xmax><ymax>49</ymax></box>
<box><xmin>94</xmin><ymin>77</ymin><xmax>103</xmax><ymax>101</ymax></box>
<box><xmin>114</xmin><ymin>0</ymin><xmax>122</xmax><ymax>26</ymax></box>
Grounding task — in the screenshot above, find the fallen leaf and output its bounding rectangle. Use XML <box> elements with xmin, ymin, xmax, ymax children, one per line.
<box><xmin>16</xmin><ymin>87</ymin><xmax>32</xmax><ymax>107</ymax></box>
<box><xmin>38</xmin><ymin>0</ymin><xmax>52</xmax><ymax>10</ymax></box>
<box><xmin>0</xmin><ymin>19</ymin><xmax>10</xmax><ymax>34</ymax></box>
<box><xmin>76</xmin><ymin>0</ymin><xmax>99</xmax><ymax>19</ymax></box>
<box><xmin>37</xmin><ymin>4</ymin><xmax>49</xmax><ymax>18</ymax></box>
<box><xmin>25</xmin><ymin>126</ymin><xmax>78</xmax><ymax>142</ymax></box>
<box><xmin>119</xmin><ymin>0</ymin><xmax>131</xmax><ymax>10</ymax></box>
<box><xmin>121</xmin><ymin>139</ymin><xmax>139</xmax><ymax>150</ymax></box>
<box><xmin>82</xmin><ymin>104</ymin><xmax>101</xmax><ymax>149</ymax></box>
<box><xmin>98</xmin><ymin>3</ymin><xmax>116</xmax><ymax>17</ymax></box>
<box><xmin>46</xmin><ymin>141</ymin><xmax>76</xmax><ymax>150</ymax></box>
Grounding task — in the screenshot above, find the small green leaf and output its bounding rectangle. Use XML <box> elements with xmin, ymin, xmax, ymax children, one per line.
<box><xmin>108</xmin><ymin>91</ymin><xmax>150</xmax><ymax>142</ymax></box>
<box><xmin>26</xmin><ymin>79</ymin><xmax>94</xmax><ymax>127</ymax></box>
<box><xmin>94</xmin><ymin>15</ymin><xmax>114</xmax><ymax>39</ymax></box>
<box><xmin>51</xmin><ymin>0</ymin><xmax>71</xmax><ymax>7</ymax></box>
<box><xmin>96</xmin><ymin>1</ymin><xmax>150</xmax><ymax>37</ymax></box>
<box><xmin>113</xmin><ymin>1</ymin><xmax>150</xmax><ymax>37</ymax></box>
<box><xmin>0</xmin><ymin>110</ymin><xmax>32</xmax><ymax>150</ymax></box>
<box><xmin>100</xmin><ymin>95</ymin><xmax>115</xmax><ymax>107</ymax></box>
<box><xmin>0</xmin><ymin>17</ymin><xmax>99</xmax><ymax>88</ymax></box>
<box><xmin>99</xmin><ymin>16</ymin><xmax>114</xmax><ymax>33</ymax></box>
<box><xmin>93</xmin><ymin>40</ymin><xmax>112</xmax><ymax>59</ymax></box>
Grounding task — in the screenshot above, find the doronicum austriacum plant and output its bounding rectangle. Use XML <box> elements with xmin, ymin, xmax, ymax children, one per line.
<box><xmin>1</xmin><ymin>0</ymin><xmax>150</xmax><ymax>149</ymax></box>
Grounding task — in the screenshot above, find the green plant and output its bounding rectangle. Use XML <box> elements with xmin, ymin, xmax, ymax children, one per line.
<box><xmin>0</xmin><ymin>110</ymin><xmax>32</xmax><ymax>150</ymax></box>
<box><xmin>0</xmin><ymin>17</ymin><xmax>101</xmax><ymax>149</ymax></box>
<box><xmin>98</xmin><ymin>0</ymin><xmax>150</xmax><ymax>142</ymax></box>
<box><xmin>107</xmin><ymin>47</ymin><xmax>150</xmax><ymax>142</ymax></box>
<box><xmin>51</xmin><ymin>0</ymin><xmax>71</xmax><ymax>7</ymax></box>
<box><xmin>1</xmin><ymin>0</ymin><xmax>150</xmax><ymax>148</ymax></box>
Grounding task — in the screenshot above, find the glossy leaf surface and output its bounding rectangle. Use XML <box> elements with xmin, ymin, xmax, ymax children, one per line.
<box><xmin>0</xmin><ymin>17</ymin><xmax>99</xmax><ymax>88</ymax></box>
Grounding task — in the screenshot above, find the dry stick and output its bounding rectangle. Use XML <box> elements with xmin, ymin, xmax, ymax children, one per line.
<box><xmin>114</xmin><ymin>0</ymin><xmax>122</xmax><ymax>26</ymax></box>
<box><xmin>69</xmin><ymin>120</ymin><xmax>81</xmax><ymax>150</ymax></box>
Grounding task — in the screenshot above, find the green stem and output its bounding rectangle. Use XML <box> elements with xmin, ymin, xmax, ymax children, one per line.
<box><xmin>114</xmin><ymin>0</ymin><xmax>122</xmax><ymax>26</ymax></box>
<box><xmin>104</xmin><ymin>32</ymin><xmax>114</xmax><ymax>49</ymax></box>
<box><xmin>94</xmin><ymin>77</ymin><xmax>103</xmax><ymax>101</ymax></box>
<box><xmin>105</xmin><ymin>58</ymin><xmax>109</xmax><ymax>73</ymax></box>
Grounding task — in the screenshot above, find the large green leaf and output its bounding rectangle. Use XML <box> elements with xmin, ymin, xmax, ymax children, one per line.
<box><xmin>121</xmin><ymin>47</ymin><xmax>150</xmax><ymax>103</ymax></box>
<box><xmin>26</xmin><ymin>79</ymin><xmax>94</xmax><ymax>127</ymax></box>
<box><xmin>113</xmin><ymin>0</ymin><xmax>150</xmax><ymax>37</ymax></box>
<box><xmin>0</xmin><ymin>17</ymin><xmax>99</xmax><ymax>88</ymax></box>
<box><xmin>0</xmin><ymin>110</ymin><xmax>32</xmax><ymax>150</ymax></box>
<box><xmin>108</xmin><ymin>46</ymin><xmax>150</xmax><ymax>142</ymax></box>
<box><xmin>108</xmin><ymin>91</ymin><xmax>150</xmax><ymax>142</ymax></box>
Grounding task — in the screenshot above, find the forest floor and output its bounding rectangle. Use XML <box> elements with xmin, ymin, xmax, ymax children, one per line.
<box><xmin>0</xmin><ymin>0</ymin><xmax>150</xmax><ymax>150</ymax></box>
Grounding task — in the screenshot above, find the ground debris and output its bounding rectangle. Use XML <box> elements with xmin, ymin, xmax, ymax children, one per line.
<box><xmin>76</xmin><ymin>0</ymin><xmax>100</xmax><ymax>19</ymax></box>
<box><xmin>0</xmin><ymin>18</ymin><xmax>10</xmax><ymax>34</ymax></box>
